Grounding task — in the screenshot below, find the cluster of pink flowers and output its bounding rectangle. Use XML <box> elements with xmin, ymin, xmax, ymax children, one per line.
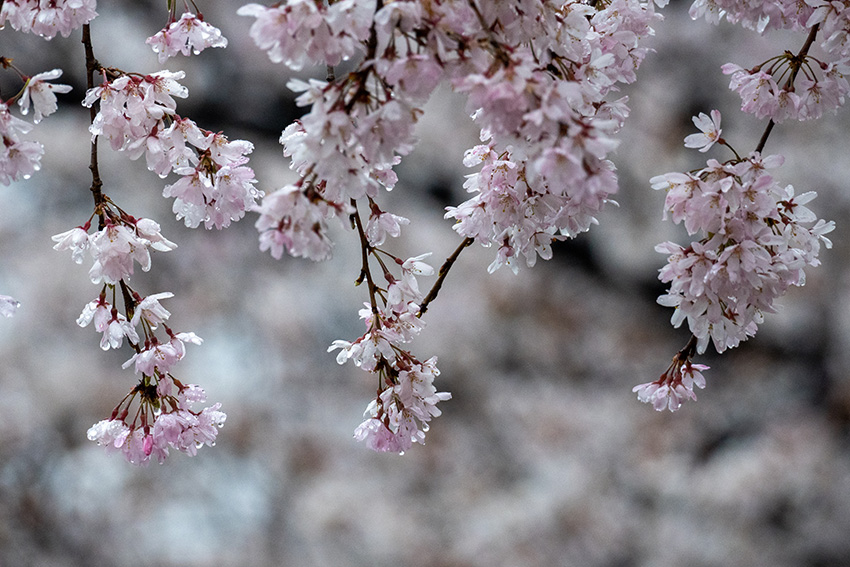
<box><xmin>238</xmin><ymin>0</ymin><xmax>375</xmax><ymax>71</ymax></box>
<box><xmin>0</xmin><ymin>2</ymin><xmax>239</xmax><ymax>464</ymax></box>
<box><xmin>146</xmin><ymin>11</ymin><xmax>228</xmax><ymax>63</ymax></box>
<box><xmin>241</xmin><ymin>0</ymin><xmax>666</xmax><ymax>445</ymax></box>
<box><xmin>692</xmin><ymin>0</ymin><xmax>850</xmax><ymax>122</ymax></box>
<box><xmin>0</xmin><ymin>0</ymin><xmax>96</xmax><ymax>39</ymax></box>
<box><xmin>1</xmin><ymin>68</ymin><xmax>72</xmax><ymax>185</ymax></box>
<box><xmin>652</xmin><ymin>112</ymin><xmax>834</xmax><ymax>355</ymax></box>
<box><xmin>246</xmin><ymin>0</ymin><xmax>665</xmax><ymax>269</ymax></box>
<box><xmin>0</xmin><ymin>103</ymin><xmax>43</xmax><ymax>185</ymax></box>
<box><xmin>634</xmin><ymin>356</ymin><xmax>709</xmax><ymax>412</ymax></box>
<box><xmin>53</xmin><ymin>211</ymin><xmax>224</xmax><ymax>465</ymax></box>
<box><xmin>330</xmin><ymin>253</ymin><xmax>450</xmax><ymax>453</ymax></box>
<box><xmin>444</xmin><ymin>0</ymin><xmax>665</xmax><ymax>272</ymax></box>
<box><xmin>83</xmin><ymin>71</ymin><xmax>260</xmax><ymax>229</ymax></box>
<box><xmin>53</xmin><ymin>216</ymin><xmax>176</xmax><ymax>284</ymax></box>
<box><xmin>87</xmin><ymin>379</ymin><xmax>225</xmax><ymax>466</ymax></box>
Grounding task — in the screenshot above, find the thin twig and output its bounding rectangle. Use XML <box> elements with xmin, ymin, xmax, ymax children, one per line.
<box><xmin>350</xmin><ymin>199</ymin><xmax>380</xmax><ymax>317</ymax></box>
<box><xmin>418</xmin><ymin>237</ymin><xmax>474</xmax><ymax>317</ymax></box>
<box><xmin>754</xmin><ymin>23</ymin><xmax>820</xmax><ymax>154</ymax></box>
<box><xmin>81</xmin><ymin>24</ymin><xmax>107</xmax><ymax>226</ymax></box>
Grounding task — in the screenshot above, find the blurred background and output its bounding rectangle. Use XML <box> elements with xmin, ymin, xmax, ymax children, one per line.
<box><xmin>2</xmin><ymin>2</ymin><xmax>850</xmax><ymax>566</ymax></box>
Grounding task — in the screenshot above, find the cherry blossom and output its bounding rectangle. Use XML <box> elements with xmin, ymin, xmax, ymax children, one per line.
<box><xmin>146</xmin><ymin>12</ymin><xmax>227</xmax><ymax>63</ymax></box>
<box><xmin>129</xmin><ymin>292</ymin><xmax>173</xmax><ymax>329</ymax></box>
<box><xmin>684</xmin><ymin>110</ymin><xmax>723</xmax><ymax>152</ymax></box>
<box><xmin>0</xmin><ymin>102</ymin><xmax>44</xmax><ymax>185</ymax></box>
<box><xmin>77</xmin><ymin>296</ymin><xmax>139</xmax><ymax>351</ymax></box>
<box><xmin>653</xmin><ymin>151</ymin><xmax>834</xmax><ymax>354</ymax></box>
<box><xmin>87</xmin><ymin>380</ymin><xmax>225</xmax><ymax>466</ymax></box>
<box><xmin>17</xmin><ymin>69</ymin><xmax>73</xmax><ymax>124</ymax></box>
<box><xmin>634</xmin><ymin>358</ymin><xmax>709</xmax><ymax>412</ymax></box>
<box><xmin>238</xmin><ymin>0</ymin><xmax>375</xmax><ymax>70</ymax></box>
<box><xmin>51</xmin><ymin>226</ymin><xmax>91</xmax><ymax>264</ymax></box>
<box><xmin>0</xmin><ymin>0</ymin><xmax>97</xmax><ymax>39</ymax></box>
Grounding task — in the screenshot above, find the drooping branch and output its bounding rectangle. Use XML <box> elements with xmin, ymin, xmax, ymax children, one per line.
<box><xmin>418</xmin><ymin>237</ymin><xmax>474</xmax><ymax>317</ymax></box>
<box><xmin>81</xmin><ymin>23</ymin><xmax>107</xmax><ymax>225</ymax></box>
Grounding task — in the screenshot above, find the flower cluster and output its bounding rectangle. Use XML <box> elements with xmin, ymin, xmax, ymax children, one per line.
<box><xmin>330</xmin><ymin>253</ymin><xmax>450</xmax><ymax>453</ymax></box>
<box><xmin>146</xmin><ymin>11</ymin><xmax>228</xmax><ymax>63</ymax></box>
<box><xmin>87</xmin><ymin>379</ymin><xmax>225</xmax><ymax>466</ymax></box>
<box><xmin>52</xmin><ymin>203</ymin><xmax>223</xmax><ymax>465</ymax></box>
<box><xmin>0</xmin><ymin>102</ymin><xmax>43</xmax><ymax>185</ymax></box>
<box><xmin>83</xmin><ymin>71</ymin><xmax>261</xmax><ymax>229</ymax></box>
<box><xmin>238</xmin><ymin>0</ymin><xmax>374</xmax><ymax>71</ymax></box>
<box><xmin>443</xmin><ymin>0</ymin><xmax>663</xmax><ymax>272</ymax></box>
<box><xmin>634</xmin><ymin>352</ymin><xmax>709</xmax><ymax>412</ymax></box>
<box><xmin>653</xmin><ymin>112</ymin><xmax>834</xmax><ymax>354</ymax></box>
<box><xmin>691</xmin><ymin>0</ymin><xmax>850</xmax><ymax>122</ymax></box>
<box><xmin>241</xmin><ymin>0</ymin><xmax>664</xmax><ymax>448</ymax></box>
<box><xmin>0</xmin><ymin>66</ymin><xmax>72</xmax><ymax>185</ymax></box>
<box><xmin>0</xmin><ymin>0</ymin><xmax>97</xmax><ymax>39</ymax></box>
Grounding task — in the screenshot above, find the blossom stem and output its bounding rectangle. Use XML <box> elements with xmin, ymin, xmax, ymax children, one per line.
<box><xmin>677</xmin><ymin>333</ymin><xmax>698</xmax><ymax>363</ymax></box>
<box><xmin>82</xmin><ymin>24</ymin><xmax>107</xmax><ymax>226</ymax></box>
<box><xmin>418</xmin><ymin>237</ymin><xmax>474</xmax><ymax>317</ymax></box>
<box><xmin>755</xmin><ymin>23</ymin><xmax>820</xmax><ymax>154</ymax></box>
<box><xmin>350</xmin><ymin>199</ymin><xmax>380</xmax><ymax>317</ymax></box>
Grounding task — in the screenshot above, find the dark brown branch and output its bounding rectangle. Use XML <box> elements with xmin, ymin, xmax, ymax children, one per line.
<box><xmin>754</xmin><ymin>23</ymin><xmax>820</xmax><ymax>154</ymax></box>
<box><xmin>350</xmin><ymin>199</ymin><xmax>380</xmax><ymax>317</ymax></box>
<box><xmin>417</xmin><ymin>237</ymin><xmax>474</xmax><ymax>317</ymax></box>
<box><xmin>82</xmin><ymin>24</ymin><xmax>107</xmax><ymax>226</ymax></box>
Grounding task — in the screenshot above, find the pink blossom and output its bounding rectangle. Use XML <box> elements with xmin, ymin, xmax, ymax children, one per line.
<box><xmin>0</xmin><ymin>103</ymin><xmax>44</xmax><ymax>185</ymax></box>
<box><xmin>122</xmin><ymin>331</ymin><xmax>202</xmax><ymax>375</ymax></box>
<box><xmin>87</xmin><ymin>223</ymin><xmax>153</xmax><ymax>284</ymax></box>
<box><xmin>654</xmin><ymin>153</ymin><xmax>833</xmax><ymax>353</ymax></box>
<box><xmin>146</xmin><ymin>12</ymin><xmax>228</xmax><ymax>63</ymax></box>
<box><xmin>365</xmin><ymin>209</ymin><xmax>409</xmax><ymax>246</ymax></box>
<box><xmin>238</xmin><ymin>0</ymin><xmax>375</xmax><ymax>70</ymax></box>
<box><xmin>129</xmin><ymin>292</ymin><xmax>173</xmax><ymax>329</ymax></box>
<box><xmin>0</xmin><ymin>0</ymin><xmax>97</xmax><ymax>39</ymax></box>
<box><xmin>17</xmin><ymin>69</ymin><xmax>73</xmax><ymax>124</ymax></box>
<box><xmin>77</xmin><ymin>298</ymin><xmax>139</xmax><ymax>350</ymax></box>
<box><xmin>51</xmin><ymin>226</ymin><xmax>90</xmax><ymax>264</ymax></box>
<box><xmin>634</xmin><ymin>361</ymin><xmax>709</xmax><ymax>412</ymax></box>
<box><xmin>684</xmin><ymin>110</ymin><xmax>722</xmax><ymax>152</ymax></box>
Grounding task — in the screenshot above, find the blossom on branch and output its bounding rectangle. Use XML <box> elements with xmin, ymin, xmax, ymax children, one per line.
<box><xmin>17</xmin><ymin>69</ymin><xmax>73</xmax><ymax>124</ymax></box>
<box><xmin>0</xmin><ymin>0</ymin><xmax>97</xmax><ymax>39</ymax></box>
<box><xmin>87</xmin><ymin>379</ymin><xmax>225</xmax><ymax>466</ymax></box>
<box><xmin>0</xmin><ymin>103</ymin><xmax>43</xmax><ymax>185</ymax></box>
<box><xmin>653</xmin><ymin>151</ymin><xmax>834</xmax><ymax>354</ymax></box>
<box><xmin>684</xmin><ymin>110</ymin><xmax>722</xmax><ymax>152</ymax></box>
<box><xmin>146</xmin><ymin>12</ymin><xmax>228</xmax><ymax>63</ymax></box>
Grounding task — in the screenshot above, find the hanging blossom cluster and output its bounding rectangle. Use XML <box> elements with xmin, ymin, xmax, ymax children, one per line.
<box><xmin>0</xmin><ymin>0</ymin><xmax>97</xmax><ymax>39</ymax></box>
<box><xmin>653</xmin><ymin>143</ymin><xmax>834</xmax><ymax>355</ymax></box>
<box><xmin>146</xmin><ymin>9</ymin><xmax>228</xmax><ymax>63</ymax></box>
<box><xmin>0</xmin><ymin>3</ymin><xmax>238</xmax><ymax>463</ymax></box>
<box><xmin>82</xmin><ymin>69</ymin><xmax>261</xmax><ymax>230</ymax></box>
<box><xmin>53</xmin><ymin>210</ymin><xmax>225</xmax><ymax>466</ymax></box>
<box><xmin>0</xmin><ymin>62</ymin><xmax>72</xmax><ymax>184</ymax></box>
<box><xmin>633</xmin><ymin>0</ymin><xmax>843</xmax><ymax>413</ymax></box>
<box><xmin>0</xmin><ymin>60</ymin><xmax>73</xmax><ymax>312</ymax></box>
<box><xmin>692</xmin><ymin>0</ymin><xmax>850</xmax><ymax>122</ymax></box>
<box><xmin>330</xmin><ymin>253</ymin><xmax>450</xmax><ymax>454</ymax></box>
<box><xmin>446</xmin><ymin>0</ymin><xmax>666</xmax><ymax>272</ymax></box>
<box><xmin>241</xmin><ymin>0</ymin><xmax>666</xmax><ymax>450</ymax></box>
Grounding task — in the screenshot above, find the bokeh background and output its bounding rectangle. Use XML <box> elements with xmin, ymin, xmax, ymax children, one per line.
<box><xmin>2</xmin><ymin>2</ymin><xmax>850</xmax><ymax>566</ymax></box>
